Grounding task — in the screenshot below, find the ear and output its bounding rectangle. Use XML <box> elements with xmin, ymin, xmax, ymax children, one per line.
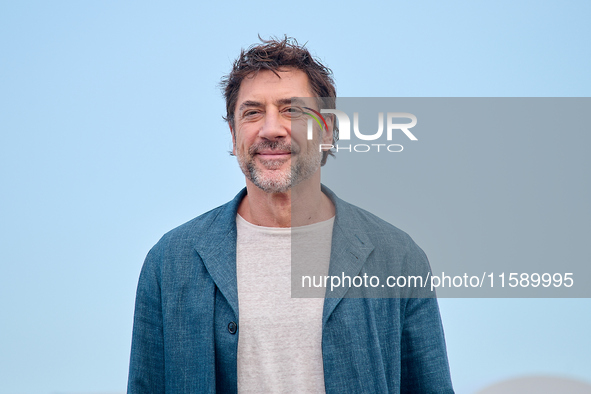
<box><xmin>321</xmin><ymin>114</ymin><xmax>334</xmax><ymax>146</ymax></box>
<box><xmin>229</xmin><ymin>122</ymin><xmax>237</xmax><ymax>155</ymax></box>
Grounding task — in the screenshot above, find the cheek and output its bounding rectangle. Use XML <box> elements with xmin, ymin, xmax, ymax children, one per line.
<box><xmin>233</xmin><ymin>133</ymin><xmax>253</xmax><ymax>155</ymax></box>
<box><xmin>301</xmin><ymin>135</ymin><xmax>321</xmax><ymax>157</ymax></box>
<box><xmin>232</xmin><ymin>128</ymin><xmax>244</xmax><ymax>147</ymax></box>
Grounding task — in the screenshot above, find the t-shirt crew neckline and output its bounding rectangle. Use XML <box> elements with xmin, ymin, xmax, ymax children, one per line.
<box><xmin>236</xmin><ymin>213</ymin><xmax>335</xmax><ymax>233</ymax></box>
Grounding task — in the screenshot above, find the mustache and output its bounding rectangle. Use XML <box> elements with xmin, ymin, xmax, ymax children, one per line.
<box><xmin>249</xmin><ymin>140</ymin><xmax>300</xmax><ymax>155</ymax></box>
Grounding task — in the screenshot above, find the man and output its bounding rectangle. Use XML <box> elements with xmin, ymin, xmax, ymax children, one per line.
<box><xmin>128</xmin><ymin>37</ymin><xmax>454</xmax><ymax>393</ymax></box>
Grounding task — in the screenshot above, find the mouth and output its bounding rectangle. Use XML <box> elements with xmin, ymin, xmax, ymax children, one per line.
<box><xmin>255</xmin><ymin>150</ymin><xmax>291</xmax><ymax>160</ymax></box>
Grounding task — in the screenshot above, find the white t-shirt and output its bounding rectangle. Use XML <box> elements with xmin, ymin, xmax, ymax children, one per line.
<box><xmin>236</xmin><ymin>214</ymin><xmax>334</xmax><ymax>393</ymax></box>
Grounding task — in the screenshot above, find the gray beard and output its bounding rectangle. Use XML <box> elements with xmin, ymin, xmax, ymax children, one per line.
<box><xmin>237</xmin><ymin>140</ymin><xmax>321</xmax><ymax>194</ymax></box>
<box><xmin>245</xmin><ymin>159</ymin><xmax>293</xmax><ymax>193</ymax></box>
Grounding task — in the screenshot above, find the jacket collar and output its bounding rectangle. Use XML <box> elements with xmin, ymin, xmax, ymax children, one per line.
<box><xmin>191</xmin><ymin>186</ymin><xmax>375</xmax><ymax>325</ymax></box>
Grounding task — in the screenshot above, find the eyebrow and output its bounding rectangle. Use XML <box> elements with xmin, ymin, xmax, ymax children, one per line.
<box><xmin>238</xmin><ymin>100</ymin><xmax>263</xmax><ymax>111</ymax></box>
<box><xmin>289</xmin><ymin>97</ymin><xmax>307</xmax><ymax>106</ymax></box>
<box><xmin>237</xmin><ymin>97</ymin><xmax>308</xmax><ymax>112</ymax></box>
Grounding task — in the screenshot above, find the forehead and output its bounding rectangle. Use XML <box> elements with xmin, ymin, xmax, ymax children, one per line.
<box><xmin>235</xmin><ymin>68</ymin><xmax>313</xmax><ymax>109</ymax></box>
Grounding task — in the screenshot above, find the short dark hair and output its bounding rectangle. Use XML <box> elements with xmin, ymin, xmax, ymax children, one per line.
<box><xmin>220</xmin><ymin>36</ymin><xmax>338</xmax><ymax>165</ymax></box>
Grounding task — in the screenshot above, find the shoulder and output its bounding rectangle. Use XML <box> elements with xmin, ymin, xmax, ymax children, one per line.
<box><xmin>325</xmin><ymin>186</ymin><xmax>421</xmax><ymax>253</ymax></box>
<box><xmin>148</xmin><ymin>188</ymin><xmax>245</xmax><ymax>258</ymax></box>
<box><xmin>341</xmin><ymin>199</ymin><xmax>417</xmax><ymax>247</ymax></box>
<box><xmin>343</xmin><ymin>200</ymin><xmax>429</xmax><ymax>266</ymax></box>
<box><xmin>158</xmin><ymin>204</ymin><xmax>226</xmax><ymax>246</ymax></box>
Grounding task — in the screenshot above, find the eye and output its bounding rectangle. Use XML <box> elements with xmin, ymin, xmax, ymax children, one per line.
<box><xmin>283</xmin><ymin>106</ymin><xmax>305</xmax><ymax>118</ymax></box>
<box><xmin>242</xmin><ymin>109</ymin><xmax>262</xmax><ymax>119</ymax></box>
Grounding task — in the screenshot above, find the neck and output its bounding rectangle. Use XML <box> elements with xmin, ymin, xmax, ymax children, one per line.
<box><xmin>237</xmin><ymin>173</ymin><xmax>335</xmax><ymax>228</ymax></box>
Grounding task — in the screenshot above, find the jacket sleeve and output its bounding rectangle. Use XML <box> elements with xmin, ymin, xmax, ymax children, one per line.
<box><xmin>400</xmin><ymin>242</ymin><xmax>454</xmax><ymax>393</ymax></box>
<box><xmin>127</xmin><ymin>247</ymin><xmax>166</xmax><ymax>393</ymax></box>
<box><xmin>400</xmin><ymin>297</ymin><xmax>454</xmax><ymax>393</ymax></box>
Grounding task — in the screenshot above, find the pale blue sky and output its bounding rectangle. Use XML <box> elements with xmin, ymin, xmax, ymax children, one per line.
<box><xmin>1</xmin><ymin>1</ymin><xmax>590</xmax><ymax>393</ymax></box>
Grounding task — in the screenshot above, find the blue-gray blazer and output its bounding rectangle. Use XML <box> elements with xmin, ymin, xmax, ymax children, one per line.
<box><xmin>128</xmin><ymin>186</ymin><xmax>454</xmax><ymax>393</ymax></box>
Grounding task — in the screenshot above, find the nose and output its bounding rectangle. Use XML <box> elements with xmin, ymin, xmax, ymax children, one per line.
<box><xmin>259</xmin><ymin>109</ymin><xmax>289</xmax><ymax>140</ymax></box>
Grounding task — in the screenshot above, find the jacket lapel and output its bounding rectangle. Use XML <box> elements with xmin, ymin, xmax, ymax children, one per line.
<box><xmin>321</xmin><ymin>186</ymin><xmax>375</xmax><ymax>327</ymax></box>
<box><xmin>192</xmin><ymin>189</ymin><xmax>246</xmax><ymax>319</ymax></box>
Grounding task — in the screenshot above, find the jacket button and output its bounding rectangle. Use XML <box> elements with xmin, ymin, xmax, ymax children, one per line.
<box><xmin>228</xmin><ymin>321</ymin><xmax>237</xmax><ymax>334</ymax></box>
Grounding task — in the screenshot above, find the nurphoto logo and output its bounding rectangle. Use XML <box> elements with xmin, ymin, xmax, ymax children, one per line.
<box><xmin>304</xmin><ymin>107</ymin><xmax>418</xmax><ymax>153</ymax></box>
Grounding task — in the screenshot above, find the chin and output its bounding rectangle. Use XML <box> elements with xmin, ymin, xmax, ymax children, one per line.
<box><xmin>253</xmin><ymin>172</ymin><xmax>292</xmax><ymax>194</ymax></box>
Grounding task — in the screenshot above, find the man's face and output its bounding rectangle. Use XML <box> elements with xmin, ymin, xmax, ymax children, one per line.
<box><xmin>231</xmin><ymin>68</ymin><xmax>331</xmax><ymax>193</ymax></box>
